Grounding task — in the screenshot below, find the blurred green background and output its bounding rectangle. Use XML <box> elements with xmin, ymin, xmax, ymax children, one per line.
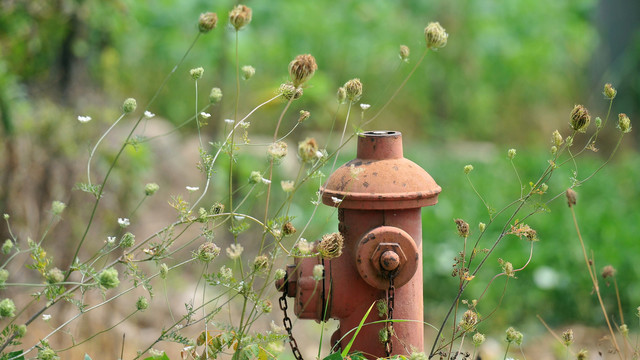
<box><xmin>1</xmin><ymin>0</ymin><xmax>639</xmax><ymax>350</ymax></box>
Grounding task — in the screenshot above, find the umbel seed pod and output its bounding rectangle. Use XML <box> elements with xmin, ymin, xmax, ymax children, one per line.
<box><xmin>229</xmin><ymin>5</ymin><xmax>252</xmax><ymax>30</ymax></box>
<box><xmin>618</xmin><ymin>113</ymin><xmax>631</xmax><ymax>133</ymax></box>
<box><xmin>344</xmin><ymin>78</ymin><xmax>363</xmax><ymax>102</ymax></box>
<box><xmin>424</xmin><ymin>22</ymin><xmax>448</xmax><ymax>49</ymax></box>
<box><xmin>199</xmin><ymin>12</ymin><xmax>218</xmax><ymax>33</ymax></box>
<box><xmin>570</xmin><ymin>104</ymin><xmax>591</xmax><ymax>133</ymax></box>
<box><xmin>289</xmin><ymin>54</ymin><xmax>318</xmax><ymax>87</ymax></box>
<box><xmin>603</xmin><ymin>83</ymin><xmax>616</xmax><ymax>99</ymax></box>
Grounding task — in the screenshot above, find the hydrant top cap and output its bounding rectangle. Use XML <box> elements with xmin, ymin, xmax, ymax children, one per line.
<box><xmin>320</xmin><ymin>131</ymin><xmax>441</xmax><ymax>210</ymax></box>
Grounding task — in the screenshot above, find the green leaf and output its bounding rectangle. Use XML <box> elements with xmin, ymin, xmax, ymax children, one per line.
<box><xmin>341</xmin><ymin>302</ymin><xmax>375</xmax><ymax>357</ymax></box>
<box><xmin>322</xmin><ymin>353</ymin><xmax>343</xmax><ymax>360</ymax></box>
<box><xmin>5</xmin><ymin>351</ymin><xmax>24</xmax><ymax>360</ymax></box>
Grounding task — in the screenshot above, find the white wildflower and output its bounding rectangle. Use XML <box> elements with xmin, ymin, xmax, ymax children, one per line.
<box><xmin>312</xmin><ymin>264</ymin><xmax>324</xmax><ymax>280</ymax></box>
<box><xmin>360</xmin><ymin>103</ymin><xmax>371</xmax><ymax>110</ymax></box>
<box><xmin>331</xmin><ymin>196</ymin><xmax>343</xmax><ymax>204</ymax></box>
<box><xmin>224</xmin><ymin>119</ymin><xmax>234</xmax><ymax>124</ymax></box>
<box><xmin>186</xmin><ymin>186</ymin><xmax>199</xmax><ymax>192</ymax></box>
<box><xmin>226</xmin><ymin>244</ymin><xmax>244</xmax><ymax>260</ymax></box>
<box><xmin>42</xmin><ymin>314</ymin><xmax>51</xmax><ymax>321</ymax></box>
<box><xmin>144</xmin><ymin>111</ymin><xmax>155</xmax><ymax>118</ymax></box>
<box><xmin>118</xmin><ymin>218</ymin><xmax>130</xmax><ymax>227</ymax></box>
<box><xmin>77</xmin><ymin>115</ymin><xmax>92</xmax><ymax>123</ymax></box>
<box><xmin>261</xmin><ymin>178</ymin><xmax>271</xmax><ymax>185</ymax></box>
<box><xmin>200</xmin><ymin>112</ymin><xmax>211</xmax><ymax>119</ymax></box>
<box><xmin>297</xmin><ymin>238</ymin><xmax>313</xmax><ymax>255</ymax></box>
<box><xmin>107</xmin><ymin>236</ymin><xmax>116</xmax><ymax>245</ymax></box>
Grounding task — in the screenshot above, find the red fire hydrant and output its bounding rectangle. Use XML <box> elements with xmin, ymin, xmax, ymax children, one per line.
<box><xmin>277</xmin><ymin>131</ymin><xmax>441</xmax><ymax>358</ymax></box>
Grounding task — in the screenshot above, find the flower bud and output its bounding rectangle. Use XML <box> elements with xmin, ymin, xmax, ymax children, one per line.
<box><xmin>242</xmin><ymin>65</ymin><xmax>255</xmax><ymax>80</ymax></box>
<box><xmin>15</xmin><ymin>324</ymin><xmax>26</xmax><ymax>338</ymax></box>
<box><xmin>289</xmin><ymin>54</ymin><xmax>317</xmax><ymax>87</ymax></box>
<box><xmin>144</xmin><ymin>183</ymin><xmax>159</xmax><ymax>196</ymax></box>
<box><xmin>337</xmin><ymin>87</ymin><xmax>347</xmax><ymax>104</ymax></box>
<box><xmin>424</xmin><ymin>22</ymin><xmax>448</xmax><ymax>49</ymax></box>
<box><xmin>473</xmin><ymin>333</ymin><xmax>485</xmax><ymax>346</ymax></box>
<box><xmin>195</xmin><ymin>242</ymin><xmax>220</xmax><ymax>263</ymax></box>
<box><xmin>344</xmin><ymin>78</ymin><xmax>363</xmax><ymax>102</ymax></box>
<box><xmin>249</xmin><ymin>171</ymin><xmax>263</xmax><ymax>184</ymax></box>
<box><xmin>159</xmin><ymin>263</ymin><xmax>169</xmax><ymax>279</ymax></box>
<box><xmin>198</xmin><ymin>12</ymin><xmax>218</xmax><ymax>33</ymax></box>
<box><xmin>2</xmin><ymin>239</ymin><xmax>14</xmax><ymax>254</ymax></box>
<box><xmin>136</xmin><ymin>296</ymin><xmax>149</xmax><ymax>311</ymax></box>
<box><xmin>399</xmin><ymin>45</ymin><xmax>410</xmax><ymax>62</ymax></box>
<box><xmin>552</xmin><ymin>130</ymin><xmax>563</xmax><ymax>147</ymax></box>
<box><xmin>51</xmin><ymin>201</ymin><xmax>66</xmax><ymax>215</ymax></box>
<box><xmin>0</xmin><ymin>298</ymin><xmax>15</xmax><ymax>318</ymax></box>
<box><xmin>503</xmin><ymin>261</ymin><xmax>514</xmax><ymax>277</ymax></box>
<box><xmin>275</xmin><ymin>268</ymin><xmax>286</xmax><ymax>280</ymax></box>
<box><xmin>229</xmin><ymin>5</ymin><xmax>252</xmax><ymax>30</ymax></box>
<box><xmin>478</xmin><ymin>222</ymin><xmax>486</xmax><ymax>232</ymax></box>
<box><xmin>562</xmin><ymin>329</ymin><xmax>574</xmax><ymax>346</ymax></box>
<box><xmin>267</xmin><ymin>141</ymin><xmax>288</xmax><ymax>163</ymax></box>
<box><xmin>97</xmin><ymin>267</ymin><xmax>120</xmax><ymax>289</ymax></box>
<box><xmin>570</xmin><ymin>104</ymin><xmax>590</xmax><ymax>133</ymax></box>
<box><xmin>603</xmin><ymin>83</ymin><xmax>616</xmax><ymax>99</ymax></box>
<box><xmin>190</xmin><ymin>67</ymin><xmax>204</xmax><ymax>80</ymax></box>
<box><xmin>463</xmin><ymin>164</ymin><xmax>474</xmax><ymax>174</ymax></box>
<box><xmin>298</xmin><ymin>110</ymin><xmax>310</xmax><ymax>123</ymax></box>
<box><xmin>298</xmin><ymin>137</ymin><xmax>319</xmax><ymax>163</ymax></box>
<box><xmin>45</xmin><ymin>268</ymin><xmax>64</xmax><ymax>284</ymax></box>
<box><xmin>507</xmin><ymin>148</ymin><xmax>516</xmax><ymax>160</ymax></box>
<box><xmin>505</xmin><ymin>326</ymin><xmax>523</xmax><ymax>345</ymax></box>
<box><xmin>253</xmin><ymin>255</ymin><xmax>269</xmax><ymax>273</ymax></box>
<box><xmin>209</xmin><ymin>87</ymin><xmax>223</xmax><ymax>104</ymax></box>
<box><xmin>119</xmin><ymin>232</ymin><xmax>135</xmax><ymax>248</ymax></box>
<box><xmin>618</xmin><ymin>113</ymin><xmax>631</xmax><ymax>133</ymax></box>
<box><xmin>312</xmin><ymin>264</ymin><xmax>324</xmax><ymax>281</ymax></box>
<box><xmin>278</xmin><ymin>82</ymin><xmax>303</xmax><ymax>100</ymax></box>
<box><xmin>122</xmin><ymin>98</ymin><xmax>137</xmax><ymax>114</ymax></box>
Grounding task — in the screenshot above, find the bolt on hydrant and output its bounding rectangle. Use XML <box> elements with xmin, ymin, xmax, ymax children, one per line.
<box><xmin>276</xmin><ymin>131</ymin><xmax>441</xmax><ymax>358</ymax></box>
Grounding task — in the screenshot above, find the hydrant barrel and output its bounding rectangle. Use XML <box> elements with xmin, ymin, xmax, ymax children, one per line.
<box><xmin>319</xmin><ymin>131</ymin><xmax>441</xmax><ymax>358</ymax></box>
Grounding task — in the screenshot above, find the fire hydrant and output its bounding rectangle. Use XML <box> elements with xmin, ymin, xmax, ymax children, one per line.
<box><xmin>276</xmin><ymin>131</ymin><xmax>441</xmax><ymax>358</ymax></box>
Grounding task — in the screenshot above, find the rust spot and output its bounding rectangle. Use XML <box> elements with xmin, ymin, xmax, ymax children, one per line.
<box><xmin>363</xmin><ymin>181</ymin><xmax>369</xmax><ymax>188</ymax></box>
<box><xmin>402</xmin><ymin>183</ymin><xmax>407</xmax><ymax>187</ymax></box>
<box><xmin>393</xmin><ymin>180</ymin><xmax>397</xmax><ymax>184</ymax></box>
<box><xmin>372</xmin><ymin>172</ymin><xmax>378</xmax><ymax>176</ymax></box>
<box><xmin>393</xmin><ymin>165</ymin><xmax>399</xmax><ymax>171</ymax></box>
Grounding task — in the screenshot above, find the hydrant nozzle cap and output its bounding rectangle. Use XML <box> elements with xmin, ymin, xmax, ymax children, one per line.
<box><xmin>320</xmin><ymin>131</ymin><xmax>441</xmax><ymax>210</ymax></box>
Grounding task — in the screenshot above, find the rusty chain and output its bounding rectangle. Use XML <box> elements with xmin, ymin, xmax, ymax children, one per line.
<box><xmin>279</xmin><ymin>275</ymin><xmax>304</xmax><ymax>360</ymax></box>
<box><xmin>385</xmin><ymin>273</ymin><xmax>395</xmax><ymax>357</ymax></box>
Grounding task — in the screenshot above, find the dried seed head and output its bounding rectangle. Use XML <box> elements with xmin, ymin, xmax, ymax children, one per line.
<box><xmin>209</xmin><ymin>87</ymin><xmax>223</xmax><ymax>104</ymax></box>
<box><xmin>318</xmin><ymin>232</ymin><xmax>344</xmax><ymax>259</ymax></box>
<box><xmin>618</xmin><ymin>113</ymin><xmax>632</xmax><ymax>133</ymax></box>
<box><xmin>454</xmin><ymin>219</ymin><xmax>470</xmax><ymax>237</ymax></box>
<box><xmin>552</xmin><ymin>130</ymin><xmax>564</xmax><ymax>147</ymax></box>
<box><xmin>459</xmin><ymin>310</ymin><xmax>478</xmax><ymax>331</ymax></box>
<box><xmin>298</xmin><ymin>137</ymin><xmax>319</xmax><ymax>163</ymax></box>
<box><xmin>601</xmin><ymin>265</ymin><xmax>616</xmax><ymax>279</ymax></box>
<box><xmin>603</xmin><ymin>83</ymin><xmax>617</xmax><ymax>99</ymax></box>
<box><xmin>562</xmin><ymin>329</ymin><xmax>574</xmax><ymax>346</ymax></box>
<box><xmin>199</xmin><ymin>12</ymin><xmax>218</xmax><ymax>33</ymax></box>
<box><xmin>399</xmin><ymin>45</ymin><xmax>410</xmax><ymax>62</ymax></box>
<box><xmin>570</xmin><ymin>105</ymin><xmax>591</xmax><ymax>133</ymax></box>
<box><xmin>344</xmin><ymin>78</ymin><xmax>363</xmax><ymax>102</ymax></box>
<box><xmin>241</xmin><ymin>65</ymin><xmax>255</xmax><ymax>80</ymax></box>
<box><xmin>472</xmin><ymin>333</ymin><xmax>485</xmax><ymax>346</ymax></box>
<box><xmin>267</xmin><ymin>141</ymin><xmax>288</xmax><ymax>163</ymax></box>
<box><xmin>566</xmin><ymin>188</ymin><xmax>577</xmax><ymax>207</ymax></box>
<box><xmin>229</xmin><ymin>5</ymin><xmax>252</xmax><ymax>30</ymax></box>
<box><xmin>278</xmin><ymin>82</ymin><xmax>303</xmax><ymax>100</ymax></box>
<box><xmin>424</xmin><ymin>22</ymin><xmax>448</xmax><ymax>49</ymax></box>
<box><xmin>289</xmin><ymin>54</ymin><xmax>317</xmax><ymax>87</ymax></box>
<box><xmin>282</xmin><ymin>222</ymin><xmax>296</xmax><ymax>236</ymax></box>
<box><xmin>337</xmin><ymin>87</ymin><xmax>347</xmax><ymax>104</ymax></box>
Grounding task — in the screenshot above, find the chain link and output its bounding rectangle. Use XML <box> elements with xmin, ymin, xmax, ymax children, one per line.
<box><xmin>279</xmin><ymin>276</ymin><xmax>304</xmax><ymax>360</ymax></box>
<box><xmin>385</xmin><ymin>273</ymin><xmax>395</xmax><ymax>357</ymax></box>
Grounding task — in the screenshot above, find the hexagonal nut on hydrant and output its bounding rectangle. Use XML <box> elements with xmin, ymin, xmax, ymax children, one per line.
<box><xmin>370</xmin><ymin>243</ymin><xmax>406</xmax><ymax>275</ymax></box>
